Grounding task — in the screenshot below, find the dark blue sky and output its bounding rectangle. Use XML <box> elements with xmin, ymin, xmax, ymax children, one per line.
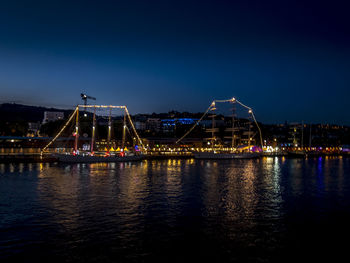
<box><xmin>0</xmin><ymin>0</ymin><xmax>349</xmax><ymax>124</ymax></box>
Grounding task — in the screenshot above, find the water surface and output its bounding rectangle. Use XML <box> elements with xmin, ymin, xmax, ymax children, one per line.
<box><xmin>1</xmin><ymin>157</ymin><xmax>350</xmax><ymax>262</ymax></box>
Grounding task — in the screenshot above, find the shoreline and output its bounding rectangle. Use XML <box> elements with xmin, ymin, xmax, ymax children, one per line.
<box><xmin>0</xmin><ymin>152</ymin><xmax>349</xmax><ymax>163</ymax></box>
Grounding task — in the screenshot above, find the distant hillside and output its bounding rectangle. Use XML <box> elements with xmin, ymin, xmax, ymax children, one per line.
<box><xmin>0</xmin><ymin>103</ymin><xmax>73</xmax><ymax>123</ymax></box>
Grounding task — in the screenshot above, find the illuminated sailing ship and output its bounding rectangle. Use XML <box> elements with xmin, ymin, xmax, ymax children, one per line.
<box><xmin>193</xmin><ymin>98</ymin><xmax>262</xmax><ymax>159</ymax></box>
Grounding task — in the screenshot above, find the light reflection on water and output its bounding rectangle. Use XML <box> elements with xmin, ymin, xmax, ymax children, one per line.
<box><xmin>1</xmin><ymin>157</ymin><xmax>350</xmax><ymax>262</ymax></box>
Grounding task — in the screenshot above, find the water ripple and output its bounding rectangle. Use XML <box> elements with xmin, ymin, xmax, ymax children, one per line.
<box><xmin>1</xmin><ymin>158</ymin><xmax>350</xmax><ymax>262</ymax></box>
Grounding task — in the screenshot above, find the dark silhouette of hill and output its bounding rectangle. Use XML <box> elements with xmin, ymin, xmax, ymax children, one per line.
<box><xmin>0</xmin><ymin>103</ymin><xmax>73</xmax><ymax>123</ymax></box>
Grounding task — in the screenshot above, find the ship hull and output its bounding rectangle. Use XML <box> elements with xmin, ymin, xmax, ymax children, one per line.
<box><xmin>55</xmin><ymin>154</ymin><xmax>144</xmax><ymax>163</ymax></box>
<box><xmin>194</xmin><ymin>152</ymin><xmax>261</xmax><ymax>159</ymax></box>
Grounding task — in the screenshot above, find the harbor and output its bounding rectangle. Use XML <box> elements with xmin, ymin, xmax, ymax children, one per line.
<box><xmin>1</xmin><ymin>96</ymin><xmax>349</xmax><ymax>163</ymax></box>
<box><xmin>1</xmin><ymin>92</ymin><xmax>348</xmax><ymax>165</ymax></box>
<box><xmin>7</xmin><ymin>71</ymin><xmax>348</xmax><ymax>261</ymax></box>
<box><xmin>1</xmin><ymin>1</ymin><xmax>349</xmax><ymax>262</ymax></box>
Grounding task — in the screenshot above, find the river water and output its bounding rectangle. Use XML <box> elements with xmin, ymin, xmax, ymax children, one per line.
<box><xmin>1</xmin><ymin>157</ymin><xmax>350</xmax><ymax>262</ymax></box>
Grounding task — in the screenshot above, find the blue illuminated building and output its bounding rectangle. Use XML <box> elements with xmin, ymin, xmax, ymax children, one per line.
<box><xmin>161</xmin><ymin>118</ymin><xmax>198</xmax><ymax>133</ymax></box>
<box><xmin>162</xmin><ymin>118</ymin><xmax>198</xmax><ymax>126</ymax></box>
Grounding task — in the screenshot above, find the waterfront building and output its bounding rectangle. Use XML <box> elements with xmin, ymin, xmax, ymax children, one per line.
<box><xmin>135</xmin><ymin>121</ymin><xmax>146</xmax><ymax>131</ymax></box>
<box><xmin>42</xmin><ymin>111</ymin><xmax>64</xmax><ymax>124</ymax></box>
<box><xmin>27</xmin><ymin>122</ymin><xmax>41</xmax><ymax>136</ymax></box>
<box><xmin>146</xmin><ymin>118</ymin><xmax>161</xmax><ymax>132</ymax></box>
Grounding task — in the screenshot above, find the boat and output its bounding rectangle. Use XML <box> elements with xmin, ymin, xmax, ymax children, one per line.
<box><xmin>194</xmin><ymin>100</ymin><xmax>261</xmax><ymax>160</ymax></box>
<box><xmin>41</xmin><ymin>104</ymin><xmax>146</xmax><ymax>164</ymax></box>
<box><xmin>55</xmin><ymin>153</ymin><xmax>144</xmax><ymax>163</ymax></box>
<box><xmin>194</xmin><ymin>152</ymin><xmax>261</xmax><ymax>159</ymax></box>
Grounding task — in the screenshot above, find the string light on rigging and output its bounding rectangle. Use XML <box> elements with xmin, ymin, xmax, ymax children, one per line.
<box><xmin>41</xmin><ymin>104</ymin><xmax>146</xmax><ymax>158</ymax></box>
<box><xmin>176</xmin><ymin>97</ymin><xmax>264</xmax><ymax>151</ymax></box>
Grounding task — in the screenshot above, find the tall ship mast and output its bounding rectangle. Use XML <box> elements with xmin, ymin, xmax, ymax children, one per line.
<box><xmin>224</xmin><ymin>98</ymin><xmax>240</xmax><ymax>150</ymax></box>
<box><xmin>205</xmin><ymin>102</ymin><xmax>219</xmax><ymax>148</ymax></box>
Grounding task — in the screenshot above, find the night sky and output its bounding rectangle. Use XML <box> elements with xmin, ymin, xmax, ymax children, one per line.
<box><xmin>0</xmin><ymin>0</ymin><xmax>349</xmax><ymax>124</ymax></box>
